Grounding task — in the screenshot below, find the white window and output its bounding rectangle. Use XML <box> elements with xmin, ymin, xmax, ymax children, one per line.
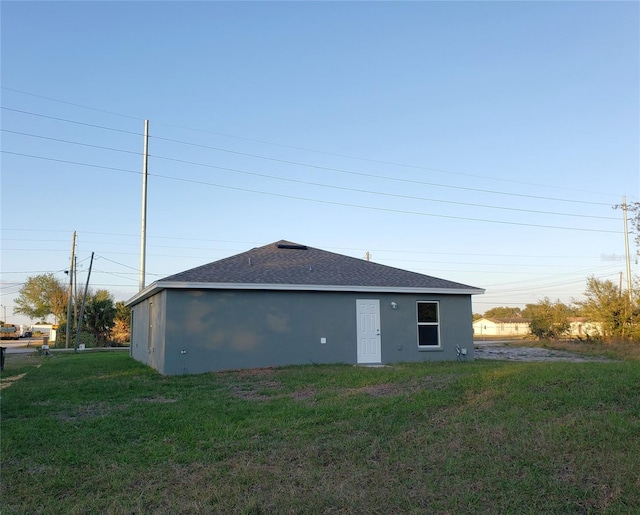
<box><xmin>417</xmin><ymin>301</ymin><xmax>440</xmax><ymax>348</ymax></box>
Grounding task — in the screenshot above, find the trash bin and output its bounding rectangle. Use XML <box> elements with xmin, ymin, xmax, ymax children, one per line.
<box><xmin>0</xmin><ymin>346</ymin><xmax>5</xmax><ymax>371</ymax></box>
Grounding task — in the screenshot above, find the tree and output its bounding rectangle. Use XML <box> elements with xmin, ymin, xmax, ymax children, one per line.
<box><xmin>82</xmin><ymin>289</ymin><xmax>116</xmax><ymax>345</ymax></box>
<box><xmin>14</xmin><ymin>274</ymin><xmax>68</xmax><ymax>322</ymax></box>
<box><xmin>111</xmin><ymin>301</ymin><xmax>131</xmax><ymax>344</ymax></box>
<box><xmin>575</xmin><ymin>276</ymin><xmax>639</xmax><ymax>341</ymax></box>
<box><xmin>483</xmin><ymin>306</ymin><xmax>522</xmax><ymax>319</ymax></box>
<box><xmin>115</xmin><ymin>301</ymin><xmax>131</xmax><ymax>326</ymax></box>
<box><xmin>522</xmin><ymin>298</ymin><xmax>571</xmax><ymax>340</ymax></box>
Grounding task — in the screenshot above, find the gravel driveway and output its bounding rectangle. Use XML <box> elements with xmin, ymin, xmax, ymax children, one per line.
<box><xmin>474</xmin><ymin>341</ymin><xmax>613</xmax><ymax>362</ymax></box>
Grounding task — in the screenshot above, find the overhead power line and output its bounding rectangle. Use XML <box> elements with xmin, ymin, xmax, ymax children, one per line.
<box><xmin>1</xmin><ymin>149</ymin><xmax>620</xmax><ymax>233</ymax></box>
<box><xmin>1</xmin><ymin>87</ymin><xmax>143</xmax><ymax>121</ymax></box>
<box><xmin>3</xmin><ymin>234</ymin><xmax>622</xmax><ymax>261</ymax></box>
<box><xmin>1</xmin><ymin>107</ymin><xmax>140</xmax><ymax>136</ymax></box>
<box><xmin>1</xmin><ymin>129</ymin><xmax>140</xmax><ymax>156</ymax></box>
<box><xmin>1</xmin><ymin>98</ymin><xmax>622</xmax><ymax>202</ymax></box>
<box><xmin>2</xmin><ymin>149</ymin><xmax>617</xmax><ymax>221</ymax></box>
<box><xmin>2</xmin><ymin>125</ymin><xmax>614</xmax><ymax>208</ymax></box>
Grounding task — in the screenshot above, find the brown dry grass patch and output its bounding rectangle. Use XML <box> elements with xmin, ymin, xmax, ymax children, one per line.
<box><xmin>0</xmin><ymin>372</ymin><xmax>27</xmax><ymax>390</ymax></box>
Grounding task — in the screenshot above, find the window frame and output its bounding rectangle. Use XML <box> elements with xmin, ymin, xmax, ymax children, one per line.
<box><xmin>416</xmin><ymin>301</ymin><xmax>441</xmax><ymax>349</ymax></box>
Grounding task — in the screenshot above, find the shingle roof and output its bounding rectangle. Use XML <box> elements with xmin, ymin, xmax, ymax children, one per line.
<box><xmin>160</xmin><ymin>240</ymin><xmax>482</xmax><ymax>291</ymax></box>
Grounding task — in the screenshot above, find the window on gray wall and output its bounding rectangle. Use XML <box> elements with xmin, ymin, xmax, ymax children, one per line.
<box><xmin>417</xmin><ymin>301</ymin><xmax>440</xmax><ymax>348</ymax></box>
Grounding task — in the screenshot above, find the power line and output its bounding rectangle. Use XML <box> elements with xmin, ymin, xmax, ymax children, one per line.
<box><xmin>1</xmin><ymin>130</ymin><xmax>140</xmax><ymax>156</ymax></box>
<box><xmin>4</xmin><ymin>227</ymin><xmax>631</xmax><ymax>263</ymax></box>
<box><xmin>1</xmin><ymin>90</ymin><xmax>623</xmax><ymax>199</ymax></box>
<box><xmin>145</xmin><ymin>136</ymin><xmax>614</xmax><ymax>206</ymax></box>
<box><xmin>94</xmin><ymin>254</ymin><xmax>142</xmax><ymax>272</ymax></box>
<box><xmin>91</xmin><ymin>269</ymin><xmax>141</xmax><ymax>283</ymax></box>
<box><xmin>1</xmin><ymin>147</ymin><xmax>616</xmax><ymax>226</ymax></box>
<box><xmin>1</xmin><ymin>87</ymin><xmax>143</xmax><ymax>121</ymax></box>
<box><xmin>2</xmin><ymin>109</ymin><xmax>616</xmax><ymax>208</ymax></box>
<box><xmin>151</xmin><ymin>153</ymin><xmax>618</xmax><ymax>219</ymax></box>
<box><xmin>4</xmin><ymin>231</ymin><xmax>624</xmax><ymax>262</ymax></box>
<box><xmin>99</xmin><ymin>168</ymin><xmax>625</xmax><ymax>233</ymax></box>
<box><xmin>2</xmin><ymin>149</ymin><xmax>617</xmax><ymax>221</ymax></box>
<box><xmin>1</xmin><ymin>107</ymin><xmax>140</xmax><ymax>136</ymax></box>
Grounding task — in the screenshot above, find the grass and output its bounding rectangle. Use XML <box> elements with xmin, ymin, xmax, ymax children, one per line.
<box><xmin>2</xmin><ymin>350</ymin><xmax>640</xmax><ymax>514</ymax></box>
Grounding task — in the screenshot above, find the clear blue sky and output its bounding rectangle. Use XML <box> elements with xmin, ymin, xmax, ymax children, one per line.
<box><xmin>1</xmin><ymin>1</ymin><xmax>638</xmax><ymax>325</ymax></box>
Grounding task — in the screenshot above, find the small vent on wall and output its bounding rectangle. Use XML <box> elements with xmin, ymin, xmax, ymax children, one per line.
<box><xmin>277</xmin><ymin>244</ymin><xmax>308</xmax><ymax>250</ymax></box>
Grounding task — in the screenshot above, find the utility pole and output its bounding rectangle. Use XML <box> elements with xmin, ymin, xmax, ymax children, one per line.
<box><xmin>139</xmin><ymin>119</ymin><xmax>149</xmax><ymax>291</ymax></box>
<box><xmin>74</xmin><ymin>252</ymin><xmax>94</xmax><ymax>352</ymax></box>
<box><xmin>74</xmin><ymin>255</ymin><xmax>78</xmax><ymax>331</ymax></box>
<box><xmin>622</xmin><ymin>196</ymin><xmax>632</xmax><ymax>299</ymax></box>
<box><xmin>619</xmin><ymin>271</ymin><xmax>623</xmax><ymax>295</ymax></box>
<box><xmin>65</xmin><ymin>231</ymin><xmax>76</xmax><ymax>348</ymax></box>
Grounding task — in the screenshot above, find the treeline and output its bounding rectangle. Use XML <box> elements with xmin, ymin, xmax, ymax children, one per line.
<box><xmin>12</xmin><ymin>273</ymin><xmax>131</xmax><ymax>347</ymax></box>
<box><xmin>474</xmin><ymin>276</ymin><xmax>640</xmax><ymax>342</ymax></box>
<box><xmin>11</xmin><ymin>272</ymin><xmax>640</xmax><ymax>345</ymax></box>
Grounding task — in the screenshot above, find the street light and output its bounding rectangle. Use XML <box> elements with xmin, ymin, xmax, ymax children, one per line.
<box><xmin>1</xmin><ymin>304</ymin><xmax>6</xmax><ymax>324</ymax></box>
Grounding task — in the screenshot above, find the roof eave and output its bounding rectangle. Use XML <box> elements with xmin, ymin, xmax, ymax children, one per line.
<box><xmin>126</xmin><ymin>281</ymin><xmax>485</xmax><ymax>306</ymax></box>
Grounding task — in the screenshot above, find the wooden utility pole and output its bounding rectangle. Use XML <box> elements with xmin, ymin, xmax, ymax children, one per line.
<box><xmin>619</xmin><ymin>271</ymin><xmax>623</xmax><ymax>295</ymax></box>
<box><xmin>74</xmin><ymin>255</ymin><xmax>78</xmax><ymax>331</ymax></box>
<box><xmin>65</xmin><ymin>231</ymin><xmax>76</xmax><ymax>348</ymax></box>
<box><xmin>139</xmin><ymin>119</ymin><xmax>149</xmax><ymax>291</ymax></box>
<box><xmin>622</xmin><ymin>196</ymin><xmax>632</xmax><ymax>298</ymax></box>
<box><xmin>74</xmin><ymin>252</ymin><xmax>94</xmax><ymax>352</ymax></box>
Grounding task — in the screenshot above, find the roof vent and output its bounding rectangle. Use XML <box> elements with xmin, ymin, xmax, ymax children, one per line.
<box><xmin>277</xmin><ymin>244</ymin><xmax>308</xmax><ymax>250</ymax></box>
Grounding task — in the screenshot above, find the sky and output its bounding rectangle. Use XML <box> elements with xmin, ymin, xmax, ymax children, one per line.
<box><xmin>1</xmin><ymin>1</ymin><xmax>639</xmax><ymax>326</ymax></box>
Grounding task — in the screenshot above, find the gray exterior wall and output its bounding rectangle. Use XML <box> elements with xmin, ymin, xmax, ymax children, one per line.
<box><xmin>130</xmin><ymin>290</ymin><xmax>167</xmax><ymax>373</ymax></box>
<box><xmin>131</xmin><ymin>288</ymin><xmax>474</xmax><ymax>375</ymax></box>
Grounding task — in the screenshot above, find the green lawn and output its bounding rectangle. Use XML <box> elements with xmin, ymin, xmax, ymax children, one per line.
<box><xmin>2</xmin><ymin>350</ymin><xmax>639</xmax><ymax>514</ymax></box>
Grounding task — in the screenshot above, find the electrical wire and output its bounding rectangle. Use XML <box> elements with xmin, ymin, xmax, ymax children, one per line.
<box><xmin>2</xmin><ymin>149</ymin><xmax>617</xmax><ymax>221</ymax></box>
<box><xmin>1</xmin><ymin>111</ymin><xmax>618</xmax><ymax>208</ymax></box>
<box><xmin>94</xmin><ymin>255</ymin><xmax>140</xmax><ymax>272</ymax></box>
<box><xmin>2</xmin><ymin>92</ymin><xmax>634</xmax><ymax>306</ymax></box>
<box><xmin>1</xmin><ymin>92</ymin><xmax>629</xmax><ymax>200</ymax></box>
<box><xmin>1</xmin><ymin>150</ymin><xmax>621</xmax><ymax>233</ymax></box>
<box><xmin>4</xmin><ymin>231</ymin><xmax>626</xmax><ymax>263</ymax></box>
<box><xmin>1</xmin><ymin>130</ymin><xmax>140</xmax><ymax>156</ymax></box>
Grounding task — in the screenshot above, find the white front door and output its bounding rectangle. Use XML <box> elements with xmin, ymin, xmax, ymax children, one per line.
<box><xmin>356</xmin><ymin>299</ymin><xmax>381</xmax><ymax>364</ymax></box>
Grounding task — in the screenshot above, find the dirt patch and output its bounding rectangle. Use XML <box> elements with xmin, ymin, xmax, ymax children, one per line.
<box><xmin>56</xmin><ymin>402</ymin><xmax>119</xmax><ymax>421</ymax></box>
<box><xmin>474</xmin><ymin>342</ymin><xmax>614</xmax><ymax>362</ymax></box>
<box><xmin>230</xmin><ymin>380</ymin><xmax>282</xmax><ymax>401</ymax></box>
<box><xmin>223</xmin><ymin>367</ymin><xmax>277</xmax><ymax>379</ymax></box>
<box><xmin>290</xmin><ymin>386</ymin><xmax>317</xmax><ymax>401</ymax></box>
<box><xmin>0</xmin><ymin>373</ymin><xmax>27</xmax><ymax>390</ymax></box>
<box><xmin>134</xmin><ymin>396</ymin><xmax>177</xmax><ymax>404</ymax></box>
<box><xmin>358</xmin><ymin>383</ymin><xmax>400</xmax><ymax>397</ymax></box>
<box><xmin>413</xmin><ymin>374</ymin><xmax>460</xmax><ymax>391</ymax></box>
<box><xmin>339</xmin><ymin>375</ymin><xmax>459</xmax><ymax>398</ymax></box>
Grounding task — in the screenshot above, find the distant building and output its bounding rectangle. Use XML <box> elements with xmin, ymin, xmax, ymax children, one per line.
<box><xmin>31</xmin><ymin>324</ymin><xmax>57</xmax><ymax>342</ymax></box>
<box><xmin>473</xmin><ymin>317</ymin><xmax>530</xmax><ymax>337</ymax></box>
<box><xmin>568</xmin><ymin>317</ymin><xmax>603</xmax><ymax>339</ymax></box>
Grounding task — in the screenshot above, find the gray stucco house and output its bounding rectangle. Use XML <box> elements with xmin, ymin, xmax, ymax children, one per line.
<box><xmin>126</xmin><ymin>240</ymin><xmax>484</xmax><ymax>375</ymax></box>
